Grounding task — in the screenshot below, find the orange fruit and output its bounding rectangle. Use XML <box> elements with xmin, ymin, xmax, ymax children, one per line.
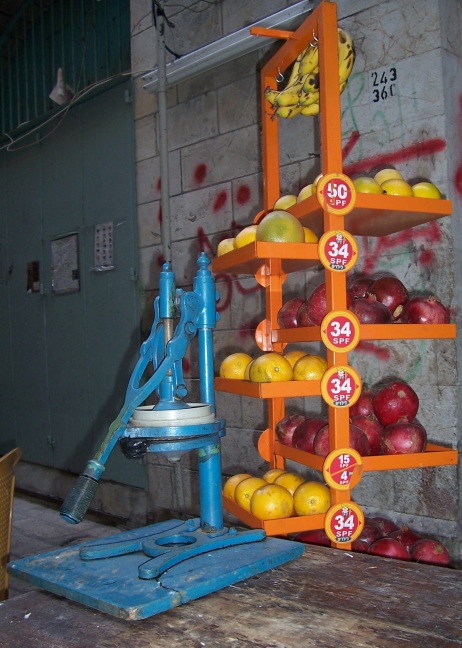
<box><xmin>248</xmin><ymin>352</ymin><xmax>293</xmax><ymax>383</ymax></box>
<box><xmin>412</xmin><ymin>181</ymin><xmax>441</xmax><ymax>199</ymax></box>
<box><xmin>216</xmin><ymin>238</ymin><xmax>235</xmax><ymax>256</ymax></box>
<box><xmin>374</xmin><ymin>168</ymin><xmax>403</xmax><ymax>185</ymax></box>
<box><xmin>256</xmin><ymin>210</ymin><xmax>304</xmax><ymax>243</ymax></box>
<box><xmin>234</xmin><ymin>225</ymin><xmax>258</xmax><ymax>249</ymax></box>
<box><xmin>234</xmin><ymin>476</ymin><xmax>267</xmax><ymax>512</ymax></box>
<box><xmin>273</xmin><ymin>194</ymin><xmax>297</xmax><ymax>210</ymax></box>
<box><xmin>303</xmin><ymin>226</ymin><xmax>318</xmax><ymax>243</ymax></box>
<box><xmin>293</xmin><ymin>481</ymin><xmax>331</xmax><ymax>516</ymax></box>
<box><xmin>223</xmin><ymin>473</ymin><xmax>252</xmax><ymax>500</ymax></box>
<box><xmin>293</xmin><ymin>354</ymin><xmax>327</xmax><ymax>381</ymax></box>
<box><xmin>297</xmin><ymin>184</ymin><xmax>313</xmax><ymax>203</ymax></box>
<box><xmin>262</xmin><ymin>468</ymin><xmax>286</xmax><ymax>483</ymax></box>
<box><xmin>219</xmin><ymin>352</ymin><xmax>253</xmax><ymax>380</ymax></box>
<box><xmin>381</xmin><ymin>179</ymin><xmax>414</xmax><ymax>197</ymax></box>
<box><xmin>284</xmin><ymin>349</ymin><xmax>308</xmax><ymax>368</ymax></box>
<box><xmin>250</xmin><ymin>483</ymin><xmax>294</xmax><ymax>520</ymax></box>
<box><xmin>274</xmin><ymin>471</ymin><xmax>305</xmax><ymax>495</ymax></box>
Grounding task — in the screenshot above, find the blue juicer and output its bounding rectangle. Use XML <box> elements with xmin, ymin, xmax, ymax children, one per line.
<box><xmin>8</xmin><ymin>254</ymin><xmax>303</xmax><ymax>620</ymax></box>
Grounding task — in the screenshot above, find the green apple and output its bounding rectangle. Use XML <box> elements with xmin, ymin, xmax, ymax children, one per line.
<box><xmin>411</xmin><ymin>181</ymin><xmax>442</xmax><ymax>199</ymax></box>
<box><xmin>374</xmin><ymin>168</ymin><xmax>403</xmax><ymax>185</ymax></box>
<box><xmin>353</xmin><ymin>176</ymin><xmax>383</xmax><ymax>194</ymax></box>
<box><xmin>381</xmin><ymin>178</ymin><xmax>414</xmax><ymax>197</ymax></box>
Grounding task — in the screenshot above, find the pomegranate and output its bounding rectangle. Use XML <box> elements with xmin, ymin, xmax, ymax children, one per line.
<box><xmin>372</xmin><ymin>380</ymin><xmax>419</xmax><ymax>426</ymax></box>
<box><xmin>370</xmin><ymin>516</ymin><xmax>399</xmax><ymax>535</ymax></box>
<box><xmin>305</xmin><ymin>283</ymin><xmax>354</xmax><ymax>326</ymax></box>
<box><xmin>352</xmin><ymin>294</ymin><xmax>392</xmax><ymax>324</ymax></box>
<box><xmin>313</xmin><ymin>423</ymin><xmax>371</xmax><ymax>457</ymax></box>
<box><xmin>292</xmin><ymin>418</ymin><xmax>328</xmax><ymax>453</ymax></box>
<box><xmin>368</xmin><ymin>537</ymin><xmax>411</xmax><ymax>561</ymax></box>
<box><xmin>275</xmin><ymin>413</ymin><xmax>307</xmax><ymax>446</ymax></box>
<box><xmin>351</xmin><ymin>520</ymin><xmax>383</xmax><ymax>553</ymax></box>
<box><xmin>297</xmin><ymin>302</ymin><xmax>314</xmax><ymax>327</ymax></box>
<box><xmin>381</xmin><ymin>421</ymin><xmax>427</xmax><ymax>454</ymax></box>
<box><xmin>410</xmin><ymin>538</ymin><xmax>451</xmax><ymax>566</ymax></box>
<box><xmin>349</xmin><ymin>389</ymin><xmax>375</xmax><ymax>417</ymax></box>
<box><xmin>399</xmin><ymin>295</ymin><xmax>450</xmax><ymax>324</ymax></box>
<box><xmin>277</xmin><ymin>297</ymin><xmax>305</xmax><ymax>329</ymax></box>
<box><xmin>350</xmin><ymin>414</ymin><xmax>383</xmax><ymax>455</ymax></box>
<box><xmin>347</xmin><ymin>273</ymin><xmax>374</xmax><ymax>299</ymax></box>
<box><xmin>389</xmin><ymin>525</ymin><xmax>422</xmax><ymax>551</ymax></box>
<box><xmin>368</xmin><ymin>275</ymin><xmax>409</xmax><ymax>320</ymax></box>
<box><xmin>295</xmin><ymin>529</ymin><xmax>331</xmax><ymax>546</ymax></box>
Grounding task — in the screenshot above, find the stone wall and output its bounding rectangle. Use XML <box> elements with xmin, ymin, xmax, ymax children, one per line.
<box><xmin>130</xmin><ymin>0</ymin><xmax>462</xmax><ymax>560</ymax></box>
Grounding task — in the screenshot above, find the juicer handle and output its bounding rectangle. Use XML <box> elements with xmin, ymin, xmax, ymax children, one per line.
<box><xmin>60</xmin><ymin>460</ymin><xmax>105</xmax><ymax>524</ymax></box>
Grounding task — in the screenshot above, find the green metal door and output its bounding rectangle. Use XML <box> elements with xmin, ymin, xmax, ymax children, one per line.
<box><xmin>0</xmin><ymin>80</ymin><xmax>144</xmax><ymax>488</ymax></box>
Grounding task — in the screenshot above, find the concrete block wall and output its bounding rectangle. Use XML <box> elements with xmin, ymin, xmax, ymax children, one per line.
<box><xmin>131</xmin><ymin>0</ymin><xmax>462</xmax><ymax>560</ymax></box>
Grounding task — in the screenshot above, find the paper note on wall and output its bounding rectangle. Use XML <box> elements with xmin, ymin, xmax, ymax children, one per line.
<box><xmin>94</xmin><ymin>221</ymin><xmax>114</xmax><ymax>271</ymax></box>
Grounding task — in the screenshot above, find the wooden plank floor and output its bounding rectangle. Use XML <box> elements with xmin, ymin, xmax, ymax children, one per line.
<box><xmin>1</xmin><ymin>544</ymin><xmax>461</xmax><ymax>647</ymax></box>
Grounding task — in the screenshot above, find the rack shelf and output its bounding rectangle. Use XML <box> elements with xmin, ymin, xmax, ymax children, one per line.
<box><xmin>290</xmin><ymin>193</ymin><xmax>452</xmax><ymax>238</ymax></box>
<box><xmin>273</xmin><ymin>323</ymin><xmax>457</xmax><ymax>344</ymax></box>
<box><xmin>271</xmin><ymin>441</ymin><xmax>458</xmax><ymax>473</ymax></box>
<box><xmin>214</xmin><ymin>377</ymin><xmax>321</xmax><ymax>399</ymax></box>
<box><xmin>214</xmin><ymin>0</ymin><xmax>458</xmax><ymax>542</ymax></box>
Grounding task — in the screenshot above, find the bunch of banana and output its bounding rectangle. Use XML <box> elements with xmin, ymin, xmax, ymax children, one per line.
<box><xmin>265</xmin><ymin>27</ymin><xmax>355</xmax><ymax>119</ymax></box>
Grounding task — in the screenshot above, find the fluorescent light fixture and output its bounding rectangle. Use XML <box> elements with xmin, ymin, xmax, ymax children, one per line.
<box><xmin>143</xmin><ymin>0</ymin><xmax>316</xmax><ymax>92</ymax></box>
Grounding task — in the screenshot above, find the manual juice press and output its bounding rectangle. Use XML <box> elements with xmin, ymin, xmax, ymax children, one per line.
<box><xmin>8</xmin><ymin>254</ymin><xmax>303</xmax><ymax>620</ymax></box>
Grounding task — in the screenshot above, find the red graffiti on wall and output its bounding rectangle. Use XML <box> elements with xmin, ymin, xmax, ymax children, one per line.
<box><xmin>213</xmin><ymin>190</ymin><xmax>228</xmax><ymax>212</ymax></box>
<box><xmin>343</xmin><ymin>135</ymin><xmax>447</xmax><ymax>177</ymax></box>
<box><xmin>454</xmin><ymin>97</ymin><xmax>462</xmax><ymax>196</ymax></box>
<box><xmin>194</xmin><ymin>163</ymin><xmax>207</xmax><ymax>184</ymax></box>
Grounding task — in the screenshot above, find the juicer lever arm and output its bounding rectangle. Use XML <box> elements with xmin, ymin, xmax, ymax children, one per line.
<box><xmin>60</xmin><ymin>291</ymin><xmax>200</xmax><ymax>524</ymax></box>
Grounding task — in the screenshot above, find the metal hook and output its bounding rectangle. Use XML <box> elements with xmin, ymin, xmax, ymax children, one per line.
<box><xmin>276</xmin><ymin>68</ymin><xmax>284</xmax><ymax>83</ymax></box>
<box><xmin>310</xmin><ymin>30</ymin><xmax>318</xmax><ymax>48</ymax></box>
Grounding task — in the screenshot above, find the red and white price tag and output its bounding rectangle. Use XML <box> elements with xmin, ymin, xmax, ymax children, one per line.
<box><xmin>323</xmin><ymin>448</ymin><xmax>363</xmax><ymax>490</ymax></box>
<box><xmin>321</xmin><ymin>365</ymin><xmax>362</xmax><ymax>408</ymax></box>
<box><xmin>318</xmin><ymin>230</ymin><xmax>358</xmax><ymax>272</ymax></box>
<box><xmin>316</xmin><ymin>173</ymin><xmax>356</xmax><ymax>216</ymax></box>
<box><xmin>321</xmin><ymin>310</ymin><xmax>360</xmax><ymax>353</ymax></box>
<box><xmin>325</xmin><ymin>501</ymin><xmax>364</xmax><ymax>544</ymax></box>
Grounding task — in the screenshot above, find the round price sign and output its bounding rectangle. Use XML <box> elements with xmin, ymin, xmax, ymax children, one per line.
<box><xmin>321</xmin><ymin>365</ymin><xmax>362</xmax><ymax>408</ymax></box>
<box><xmin>321</xmin><ymin>310</ymin><xmax>360</xmax><ymax>353</ymax></box>
<box><xmin>325</xmin><ymin>501</ymin><xmax>364</xmax><ymax>544</ymax></box>
<box><xmin>318</xmin><ymin>230</ymin><xmax>358</xmax><ymax>272</ymax></box>
<box><xmin>316</xmin><ymin>173</ymin><xmax>356</xmax><ymax>216</ymax></box>
<box><xmin>323</xmin><ymin>448</ymin><xmax>363</xmax><ymax>490</ymax></box>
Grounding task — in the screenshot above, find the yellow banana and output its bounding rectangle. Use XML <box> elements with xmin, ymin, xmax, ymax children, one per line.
<box><xmin>300</xmin><ymin>102</ymin><xmax>320</xmax><ymax>117</ymax></box>
<box><xmin>284</xmin><ymin>51</ymin><xmax>304</xmax><ymax>88</ymax></box>
<box><xmin>276</xmin><ymin>104</ymin><xmax>303</xmax><ymax>119</ymax></box>
<box><xmin>338</xmin><ymin>27</ymin><xmax>356</xmax><ymax>85</ymax></box>
<box><xmin>339</xmin><ymin>81</ymin><xmax>347</xmax><ymax>95</ymax></box>
<box><xmin>264</xmin><ymin>87</ymin><xmax>280</xmax><ymax>107</ymax></box>
<box><xmin>299</xmin><ymin>44</ymin><xmax>319</xmax><ymax>76</ymax></box>
<box><xmin>302</xmin><ymin>71</ymin><xmax>320</xmax><ymax>94</ymax></box>
<box><xmin>299</xmin><ymin>90</ymin><xmax>320</xmax><ymax>107</ymax></box>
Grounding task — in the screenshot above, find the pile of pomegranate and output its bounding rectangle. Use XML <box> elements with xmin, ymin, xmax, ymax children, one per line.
<box><xmin>295</xmin><ymin>514</ymin><xmax>452</xmax><ymax>567</ymax></box>
<box><xmin>277</xmin><ymin>273</ymin><xmax>450</xmax><ymax>328</ymax></box>
<box><xmin>276</xmin><ymin>378</ymin><xmax>427</xmax><ymax>456</ymax></box>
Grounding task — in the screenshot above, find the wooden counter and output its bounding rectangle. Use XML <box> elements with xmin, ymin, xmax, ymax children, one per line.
<box><xmin>0</xmin><ymin>544</ymin><xmax>460</xmax><ymax>647</ymax></box>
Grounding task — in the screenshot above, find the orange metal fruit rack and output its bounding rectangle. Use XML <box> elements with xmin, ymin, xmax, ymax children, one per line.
<box><xmin>211</xmin><ymin>1</ymin><xmax>457</xmax><ymax>542</ymax></box>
